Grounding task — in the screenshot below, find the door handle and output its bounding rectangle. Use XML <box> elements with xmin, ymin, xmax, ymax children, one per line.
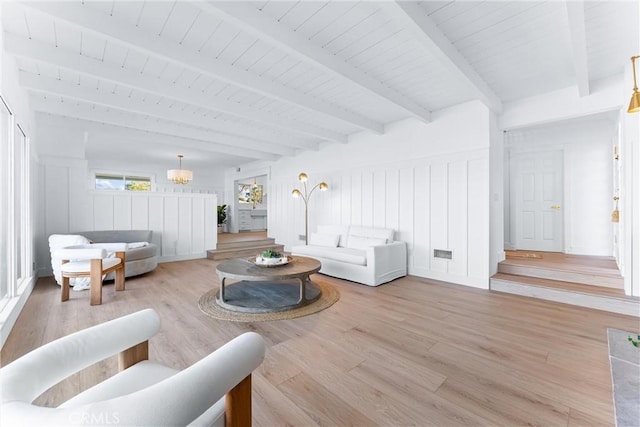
<box><xmin>550</xmin><ymin>205</ymin><xmax>561</xmax><ymax>210</ymax></box>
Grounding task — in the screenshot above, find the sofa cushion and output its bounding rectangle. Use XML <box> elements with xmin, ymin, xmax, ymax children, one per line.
<box><xmin>309</xmin><ymin>232</ymin><xmax>340</xmax><ymax>248</ymax></box>
<box><xmin>126</xmin><ymin>245</ymin><xmax>158</xmax><ymax>262</ymax></box>
<box><xmin>346</xmin><ymin>235</ymin><xmax>387</xmax><ymax>250</ymax></box>
<box><xmin>348</xmin><ymin>226</ymin><xmax>394</xmax><ymax>243</ymax></box>
<box><xmin>60</xmin><ymin>361</ymin><xmax>178</xmax><ymax>407</ymax></box>
<box><xmin>317</xmin><ymin>225</ymin><xmax>350</xmax><ymax>247</ymax></box>
<box><xmin>293</xmin><ymin>245</ymin><xmax>366</xmax><ymax>266</ymax></box>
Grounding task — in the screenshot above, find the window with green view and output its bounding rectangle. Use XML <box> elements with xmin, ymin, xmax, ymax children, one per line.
<box><xmin>95</xmin><ymin>174</ymin><xmax>151</xmax><ymax>192</ymax></box>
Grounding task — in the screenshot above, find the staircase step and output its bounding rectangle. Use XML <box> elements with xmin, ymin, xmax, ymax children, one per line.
<box><xmin>207</xmin><ymin>244</ymin><xmax>285</xmax><ymax>261</ymax></box>
<box><xmin>497</xmin><ymin>260</ymin><xmax>623</xmax><ymax>289</ymax></box>
<box><xmin>216</xmin><ymin>238</ymin><xmax>276</xmax><ymax>250</ymax></box>
<box><xmin>490</xmin><ymin>273</ymin><xmax>639</xmax><ymax>317</ymax></box>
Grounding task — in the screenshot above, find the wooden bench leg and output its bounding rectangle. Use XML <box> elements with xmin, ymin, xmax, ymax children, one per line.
<box><xmin>90</xmin><ymin>259</ymin><xmax>103</xmax><ymax>306</ymax></box>
<box><xmin>226</xmin><ymin>374</ymin><xmax>252</xmax><ymax>427</ymax></box>
<box><xmin>115</xmin><ymin>253</ymin><xmax>125</xmax><ymax>292</ymax></box>
<box><xmin>61</xmin><ymin>276</ymin><xmax>70</xmax><ymax>302</ymax></box>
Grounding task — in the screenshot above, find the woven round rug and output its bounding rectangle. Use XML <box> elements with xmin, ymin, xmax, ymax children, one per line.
<box><xmin>198</xmin><ymin>280</ymin><xmax>340</xmax><ymax>322</ymax></box>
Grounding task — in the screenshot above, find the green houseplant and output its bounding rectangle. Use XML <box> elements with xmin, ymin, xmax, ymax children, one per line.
<box><xmin>217</xmin><ymin>205</ymin><xmax>227</xmax><ymax>233</ymax></box>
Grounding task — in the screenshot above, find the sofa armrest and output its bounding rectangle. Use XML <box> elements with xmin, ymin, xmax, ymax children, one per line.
<box><xmin>367</xmin><ymin>241</ymin><xmax>407</xmax><ymax>275</ymax></box>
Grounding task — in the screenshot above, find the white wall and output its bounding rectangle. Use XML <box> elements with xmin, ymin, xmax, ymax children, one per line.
<box><xmin>261</xmin><ymin>101</ymin><xmax>491</xmax><ymax>289</ymax></box>
<box><xmin>504</xmin><ymin>117</ymin><xmax>616</xmax><ymax>256</ymax></box>
<box><xmin>489</xmin><ymin>112</ymin><xmax>505</xmax><ymax>274</ymax></box>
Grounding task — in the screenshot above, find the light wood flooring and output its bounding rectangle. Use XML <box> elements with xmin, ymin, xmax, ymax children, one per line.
<box><xmin>3</xmin><ymin>259</ymin><xmax>640</xmax><ymax>426</ymax></box>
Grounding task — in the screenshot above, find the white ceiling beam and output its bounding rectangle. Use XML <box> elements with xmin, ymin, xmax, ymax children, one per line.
<box><xmin>388</xmin><ymin>1</ymin><xmax>502</xmax><ymax>113</ymax></box>
<box><xmin>28</xmin><ymin>95</ymin><xmax>280</xmax><ymax>161</ymax></box>
<box><xmin>20</xmin><ymin>72</ymin><xmax>296</xmax><ymax>157</ymax></box>
<box><xmin>3</xmin><ymin>33</ymin><xmax>336</xmax><ymax>147</ymax></box>
<box><xmin>565</xmin><ymin>0</ymin><xmax>590</xmax><ymax>97</ymax></box>
<box><xmin>38</xmin><ymin>114</ymin><xmax>253</xmax><ymax>163</ymax></box>
<box><xmin>196</xmin><ymin>1</ymin><xmax>431</xmax><ymax>125</ymax></box>
<box><xmin>22</xmin><ymin>1</ymin><xmax>382</xmax><ymax>134</ymax></box>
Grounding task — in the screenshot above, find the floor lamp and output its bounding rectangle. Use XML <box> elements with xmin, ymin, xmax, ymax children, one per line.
<box><xmin>291</xmin><ymin>172</ymin><xmax>328</xmax><ymax>245</ymax></box>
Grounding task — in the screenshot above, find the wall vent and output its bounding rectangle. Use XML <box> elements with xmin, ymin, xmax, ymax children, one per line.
<box><xmin>434</xmin><ymin>249</ymin><xmax>453</xmax><ymax>260</ymax></box>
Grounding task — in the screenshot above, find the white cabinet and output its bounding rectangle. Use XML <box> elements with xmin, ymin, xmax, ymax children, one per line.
<box><xmin>238</xmin><ymin>209</ymin><xmax>267</xmax><ymax>231</ymax></box>
<box><xmin>238</xmin><ymin>210</ymin><xmax>252</xmax><ymax>231</ymax></box>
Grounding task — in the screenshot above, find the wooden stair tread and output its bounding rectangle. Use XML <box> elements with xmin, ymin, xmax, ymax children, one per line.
<box><xmin>499</xmin><ymin>258</ymin><xmax>622</xmax><ymax>279</ymax></box>
<box><xmin>207</xmin><ymin>243</ymin><xmax>285</xmax><ymax>261</ymax></box>
<box><xmin>210</xmin><ymin>244</ymin><xmax>283</xmax><ymax>254</ymax></box>
<box><xmin>491</xmin><ymin>273</ymin><xmax>638</xmax><ymax>302</ymax></box>
<box><xmin>216</xmin><ymin>238</ymin><xmax>276</xmax><ymax>250</ymax></box>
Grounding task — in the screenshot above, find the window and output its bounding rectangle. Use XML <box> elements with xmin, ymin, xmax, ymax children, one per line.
<box><xmin>0</xmin><ymin>95</ymin><xmax>32</xmax><ymax>313</ymax></box>
<box><xmin>95</xmin><ymin>174</ymin><xmax>152</xmax><ymax>192</ymax></box>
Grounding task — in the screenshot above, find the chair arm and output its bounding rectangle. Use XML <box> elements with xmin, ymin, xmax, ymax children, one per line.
<box><xmin>54</xmin><ymin>246</ymin><xmax>107</xmax><ymax>261</ymax></box>
<box><xmin>95</xmin><ymin>331</ymin><xmax>266</xmax><ymax>426</ymax></box>
<box><xmin>2</xmin><ymin>332</ymin><xmax>267</xmax><ymax>426</ymax></box>
<box><xmin>1</xmin><ymin>309</ymin><xmax>160</xmax><ymax>405</ymax></box>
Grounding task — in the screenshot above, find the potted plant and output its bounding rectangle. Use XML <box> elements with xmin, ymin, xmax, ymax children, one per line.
<box><xmin>256</xmin><ymin>249</ymin><xmax>286</xmax><ymax>265</ymax></box>
<box><xmin>217</xmin><ymin>204</ymin><xmax>227</xmax><ymax>234</ymax></box>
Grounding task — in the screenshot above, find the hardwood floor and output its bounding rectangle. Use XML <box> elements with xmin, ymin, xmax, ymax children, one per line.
<box><xmin>3</xmin><ymin>259</ymin><xmax>639</xmax><ymax>426</ymax></box>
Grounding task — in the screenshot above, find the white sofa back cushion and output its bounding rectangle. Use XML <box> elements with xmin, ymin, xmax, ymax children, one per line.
<box><xmin>317</xmin><ymin>225</ymin><xmax>350</xmax><ymax>247</ymax></box>
<box><xmin>309</xmin><ymin>232</ymin><xmax>340</xmax><ymax>248</ymax></box>
<box><xmin>349</xmin><ymin>226</ymin><xmax>395</xmax><ymax>243</ymax></box>
<box><xmin>347</xmin><ymin>235</ymin><xmax>387</xmax><ymax>250</ymax></box>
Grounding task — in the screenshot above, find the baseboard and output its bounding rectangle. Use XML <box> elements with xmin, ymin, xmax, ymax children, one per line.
<box><xmin>158</xmin><ymin>253</ymin><xmax>207</xmax><ymax>263</ymax></box>
<box><xmin>409</xmin><ymin>267</ymin><xmax>489</xmax><ymax>289</ymax></box>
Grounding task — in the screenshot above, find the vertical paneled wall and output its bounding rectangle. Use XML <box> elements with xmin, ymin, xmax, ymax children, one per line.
<box><xmin>269</xmin><ymin>151</ymin><xmax>489</xmax><ymax>288</ymax></box>
<box><xmin>262</xmin><ymin>101</ymin><xmax>492</xmax><ymax>289</ymax></box>
<box><xmin>90</xmin><ymin>192</ymin><xmax>217</xmax><ymax>260</ymax></box>
<box><xmin>39</xmin><ymin>159</ymin><xmax>217</xmax><ymax>274</ymax></box>
<box><xmin>269</xmin><ymin>154</ymin><xmax>489</xmax><ymax>288</ymax></box>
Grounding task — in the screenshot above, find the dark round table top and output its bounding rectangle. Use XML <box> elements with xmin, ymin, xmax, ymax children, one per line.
<box><xmin>216</xmin><ymin>256</ymin><xmax>321</xmax><ymax>281</ymax></box>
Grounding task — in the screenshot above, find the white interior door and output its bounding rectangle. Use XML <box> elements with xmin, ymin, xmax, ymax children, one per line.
<box><xmin>513</xmin><ymin>150</ymin><xmax>564</xmax><ymax>252</ymax></box>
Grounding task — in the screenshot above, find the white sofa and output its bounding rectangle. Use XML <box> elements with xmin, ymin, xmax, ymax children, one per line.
<box><xmin>291</xmin><ymin>225</ymin><xmax>407</xmax><ymax>286</ymax></box>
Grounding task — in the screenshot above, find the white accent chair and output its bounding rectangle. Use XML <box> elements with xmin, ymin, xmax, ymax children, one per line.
<box><xmin>49</xmin><ymin>235</ymin><xmax>126</xmax><ymax>305</ymax></box>
<box><xmin>1</xmin><ymin>309</ymin><xmax>266</xmax><ymax>427</ymax></box>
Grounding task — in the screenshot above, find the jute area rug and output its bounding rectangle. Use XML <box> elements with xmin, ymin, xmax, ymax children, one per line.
<box><xmin>198</xmin><ymin>280</ymin><xmax>340</xmax><ymax>322</ymax></box>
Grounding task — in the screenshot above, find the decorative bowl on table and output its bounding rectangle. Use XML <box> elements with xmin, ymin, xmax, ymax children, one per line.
<box><xmin>250</xmin><ymin>250</ymin><xmax>291</xmax><ymax>267</ymax></box>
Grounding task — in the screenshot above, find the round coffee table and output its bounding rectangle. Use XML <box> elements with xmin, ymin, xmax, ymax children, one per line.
<box><xmin>215</xmin><ymin>256</ymin><xmax>321</xmax><ymax>313</ymax></box>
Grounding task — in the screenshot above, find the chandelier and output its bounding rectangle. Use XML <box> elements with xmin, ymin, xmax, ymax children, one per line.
<box><xmin>167</xmin><ymin>155</ymin><xmax>193</xmax><ymax>184</ymax></box>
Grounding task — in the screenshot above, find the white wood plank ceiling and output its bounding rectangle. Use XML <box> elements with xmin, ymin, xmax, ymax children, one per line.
<box><xmin>2</xmin><ymin>1</ymin><xmax>638</xmax><ymax>168</ymax></box>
